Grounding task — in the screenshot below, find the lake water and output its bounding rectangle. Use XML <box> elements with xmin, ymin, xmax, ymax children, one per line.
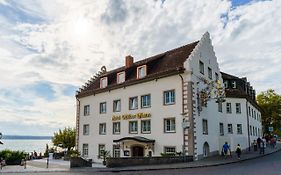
<box><xmin>0</xmin><ymin>139</ymin><xmax>52</xmax><ymax>154</ymax></box>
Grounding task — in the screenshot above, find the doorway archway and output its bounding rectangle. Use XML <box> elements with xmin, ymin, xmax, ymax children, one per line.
<box><xmin>203</xmin><ymin>142</ymin><xmax>210</xmax><ymax>157</ymax></box>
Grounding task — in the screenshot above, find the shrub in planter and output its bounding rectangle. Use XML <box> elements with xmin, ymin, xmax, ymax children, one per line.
<box><xmin>0</xmin><ymin>150</ymin><xmax>26</xmax><ymax>165</ymax></box>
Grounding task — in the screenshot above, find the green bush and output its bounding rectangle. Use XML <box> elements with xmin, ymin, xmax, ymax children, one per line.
<box><xmin>0</xmin><ymin>149</ymin><xmax>26</xmax><ymax>165</ymax></box>
<box><xmin>160</xmin><ymin>152</ymin><xmax>176</xmax><ymax>157</ymax></box>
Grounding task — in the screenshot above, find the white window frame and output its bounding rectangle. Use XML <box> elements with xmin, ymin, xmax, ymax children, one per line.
<box><xmin>129</xmin><ymin>121</ymin><xmax>138</xmax><ymax>134</ymax></box>
<box><xmin>228</xmin><ymin>124</ymin><xmax>233</xmax><ymax>134</ymax></box>
<box><xmin>100</xmin><ymin>102</ymin><xmax>106</xmax><ymax>114</ymax></box>
<box><xmin>226</xmin><ymin>103</ymin><xmax>232</xmax><ymax>113</ymax></box>
<box><xmin>218</xmin><ymin>102</ymin><xmax>222</xmax><ymax>112</ymax></box>
<box><xmin>113</xmin><ymin>122</ymin><xmax>120</xmax><ymax>134</ymax></box>
<box><xmin>137</xmin><ymin>65</ymin><xmax>147</xmax><ymax>79</ymax></box>
<box><xmin>208</xmin><ymin>67</ymin><xmax>212</xmax><ymax>79</ymax></box>
<box><xmin>203</xmin><ymin>119</ymin><xmax>208</xmax><ymax>135</ymax></box>
<box><xmin>99</xmin><ymin>123</ymin><xmax>106</xmax><ymax>135</ymax></box>
<box><xmin>83</xmin><ymin>124</ymin><xmax>90</xmax><ymax>135</ymax></box>
<box><xmin>84</xmin><ymin>105</ymin><xmax>90</xmax><ymax>116</ymax></box>
<box><xmin>236</xmin><ymin>103</ymin><xmax>241</xmax><ymax>114</ymax></box>
<box><xmin>113</xmin><ymin>99</ymin><xmax>121</xmax><ymax>112</ymax></box>
<box><xmin>129</xmin><ymin>96</ymin><xmax>138</xmax><ymax>110</ymax></box>
<box><xmin>199</xmin><ymin>60</ymin><xmax>204</xmax><ymax>74</ymax></box>
<box><xmin>164</xmin><ymin>90</ymin><xmax>175</xmax><ymax>105</ymax></box>
<box><xmin>113</xmin><ymin>145</ymin><xmax>120</xmax><ymax>158</ymax></box>
<box><xmin>117</xmin><ymin>71</ymin><xmax>125</xmax><ymax>84</ymax></box>
<box><xmin>164</xmin><ymin>118</ymin><xmax>176</xmax><ymax>133</ymax></box>
<box><xmin>219</xmin><ymin>123</ymin><xmax>224</xmax><ymax>136</ymax></box>
<box><xmin>98</xmin><ymin>144</ymin><xmax>105</xmax><ymax>158</ymax></box>
<box><xmin>237</xmin><ymin>124</ymin><xmax>242</xmax><ymax>134</ymax></box>
<box><xmin>232</xmin><ymin>81</ymin><xmax>236</xmax><ymax>88</ymax></box>
<box><xmin>141</xmin><ymin>120</ymin><xmax>151</xmax><ymax>134</ymax></box>
<box><xmin>164</xmin><ymin>147</ymin><xmax>176</xmax><ymax>154</ymax></box>
<box><xmin>100</xmin><ymin>77</ymin><xmax>108</xmax><ymax>88</ymax></box>
<box><xmin>82</xmin><ymin>144</ymin><xmax>89</xmax><ymax>157</ymax></box>
<box><xmin>141</xmin><ymin>94</ymin><xmax>151</xmax><ymax>108</ymax></box>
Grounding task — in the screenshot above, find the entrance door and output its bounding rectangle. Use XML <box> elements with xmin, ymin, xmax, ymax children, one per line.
<box><xmin>132</xmin><ymin>146</ymin><xmax>144</xmax><ymax>157</ymax></box>
<box><xmin>203</xmin><ymin>142</ymin><xmax>210</xmax><ymax>157</ymax></box>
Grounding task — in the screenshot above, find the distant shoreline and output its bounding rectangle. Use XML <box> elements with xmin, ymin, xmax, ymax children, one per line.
<box><xmin>2</xmin><ymin>135</ymin><xmax>52</xmax><ymax>140</ymax></box>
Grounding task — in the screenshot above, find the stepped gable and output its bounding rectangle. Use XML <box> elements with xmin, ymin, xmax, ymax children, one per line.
<box><xmin>77</xmin><ymin>41</ymin><xmax>199</xmax><ymax>98</ymax></box>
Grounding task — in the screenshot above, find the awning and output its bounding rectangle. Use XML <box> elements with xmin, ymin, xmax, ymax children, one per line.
<box><xmin>113</xmin><ymin>136</ymin><xmax>155</xmax><ymax>143</ymax></box>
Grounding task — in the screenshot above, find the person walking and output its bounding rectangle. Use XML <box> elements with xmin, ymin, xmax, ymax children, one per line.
<box><xmin>257</xmin><ymin>137</ymin><xmax>262</xmax><ymax>149</ymax></box>
<box><xmin>236</xmin><ymin>144</ymin><xmax>241</xmax><ymax>159</ymax></box>
<box><xmin>222</xmin><ymin>142</ymin><xmax>230</xmax><ymax>158</ymax></box>
<box><xmin>260</xmin><ymin>140</ymin><xmax>265</xmax><ymax>154</ymax></box>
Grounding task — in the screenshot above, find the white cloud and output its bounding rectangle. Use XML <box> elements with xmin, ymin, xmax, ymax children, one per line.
<box><xmin>0</xmin><ymin>0</ymin><xmax>280</xmax><ymax>135</ymax></box>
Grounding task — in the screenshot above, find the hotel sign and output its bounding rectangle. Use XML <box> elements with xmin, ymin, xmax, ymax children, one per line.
<box><xmin>112</xmin><ymin>113</ymin><xmax>151</xmax><ymax>121</ymax></box>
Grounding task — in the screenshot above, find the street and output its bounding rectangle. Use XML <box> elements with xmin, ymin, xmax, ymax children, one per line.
<box><xmin>2</xmin><ymin>150</ymin><xmax>281</xmax><ymax>175</ymax></box>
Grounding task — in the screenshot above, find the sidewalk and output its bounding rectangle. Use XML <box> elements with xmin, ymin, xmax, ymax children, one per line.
<box><xmin>1</xmin><ymin>144</ymin><xmax>280</xmax><ymax>173</ymax></box>
<box><xmin>93</xmin><ymin>143</ymin><xmax>281</xmax><ymax>172</ymax></box>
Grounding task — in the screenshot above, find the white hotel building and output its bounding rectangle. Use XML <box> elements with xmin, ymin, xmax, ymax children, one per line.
<box><xmin>75</xmin><ymin>32</ymin><xmax>262</xmax><ymax>162</ymax></box>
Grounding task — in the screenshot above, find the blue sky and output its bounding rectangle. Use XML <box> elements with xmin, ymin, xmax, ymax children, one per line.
<box><xmin>0</xmin><ymin>0</ymin><xmax>280</xmax><ymax>136</ymax></box>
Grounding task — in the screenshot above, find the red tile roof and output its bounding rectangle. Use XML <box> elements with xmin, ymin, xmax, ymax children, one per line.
<box><xmin>76</xmin><ymin>41</ymin><xmax>199</xmax><ymax>98</ymax></box>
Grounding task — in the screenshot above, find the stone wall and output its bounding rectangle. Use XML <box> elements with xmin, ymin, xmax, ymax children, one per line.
<box><xmin>106</xmin><ymin>156</ymin><xmax>193</xmax><ymax>168</ymax></box>
<box><xmin>70</xmin><ymin>157</ymin><xmax>92</xmax><ymax>168</ymax></box>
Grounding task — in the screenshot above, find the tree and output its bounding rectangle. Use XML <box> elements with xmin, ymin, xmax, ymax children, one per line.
<box><xmin>257</xmin><ymin>89</ymin><xmax>281</xmax><ymax>135</ymax></box>
<box><xmin>52</xmin><ymin>127</ymin><xmax>76</xmax><ymax>151</ymax></box>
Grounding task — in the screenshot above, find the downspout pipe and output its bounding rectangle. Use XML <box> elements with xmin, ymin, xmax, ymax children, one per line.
<box><xmin>246</xmin><ymin>101</ymin><xmax>251</xmax><ymax>151</ymax></box>
<box><xmin>179</xmin><ymin>74</ymin><xmax>186</xmax><ymax>155</ymax></box>
<box><xmin>75</xmin><ymin>97</ymin><xmax>81</xmax><ymax>150</ymax></box>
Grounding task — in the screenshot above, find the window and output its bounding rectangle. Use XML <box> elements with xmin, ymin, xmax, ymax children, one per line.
<box><xmin>137</xmin><ymin>65</ymin><xmax>147</xmax><ymax>79</ymax></box>
<box><xmin>164</xmin><ymin>147</ymin><xmax>176</xmax><ymax>154</ymax></box>
<box><xmin>84</xmin><ymin>105</ymin><xmax>90</xmax><ymax>116</ymax></box>
<box><xmin>129</xmin><ymin>97</ymin><xmax>138</xmax><ymax>110</ymax></box>
<box><xmin>113</xmin><ymin>145</ymin><xmax>120</xmax><ymax>158</ymax></box>
<box><xmin>250</xmin><ymin>125</ymin><xmax>252</xmax><ymax>136</ymax></box>
<box><xmin>100</xmin><ymin>102</ymin><xmax>106</xmax><ymax>114</ymax></box>
<box><xmin>219</xmin><ymin>123</ymin><xmax>224</xmax><ymax>136</ymax></box>
<box><xmin>141</xmin><ymin>94</ymin><xmax>151</xmax><ymax>108</ymax></box>
<box><xmin>164</xmin><ymin>118</ymin><xmax>176</xmax><ymax>133</ymax></box>
<box><xmin>98</xmin><ymin>144</ymin><xmax>105</xmax><ymax>158</ymax></box>
<box><xmin>228</xmin><ymin>124</ymin><xmax>233</xmax><ymax>134</ymax></box>
<box><xmin>202</xmin><ymin>119</ymin><xmax>208</xmax><ymax>135</ymax></box>
<box><xmin>232</xmin><ymin>81</ymin><xmax>236</xmax><ymax>88</ymax></box>
<box><xmin>141</xmin><ymin>120</ymin><xmax>151</xmax><ymax>134</ymax></box>
<box><xmin>99</xmin><ymin>123</ymin><xmax>106</xmax><ymax>135</ymax></box>
<box><xmin>252</xmin><ymin>109</ymin><xmax>254</xmax><ymax>118</ymax></box>
<box><xmin>83</xmin><ymin>124</ymin><xmax>89</xmax><ymax>135</ymax></box>
<box><xmin>215</xmin><ymin>72</ymin><xmax>219</xmax><ymax>81</ymax></box>
<box><xmin>224</xmin><ymin>80</ymin><xmax>228</xmax><ymax>88</ymax></box>
<box><xmin>164</xmin><ymin>90</ymin><xmax>175</xmax><ymax>105</ymax></box>
<box><xmin>82</xmin><ymin>144</ymin><xmax>89</xmax><ymax>157</ymax></box>
<box><xmin>199</xmin><ymin>61</ymin><xmax>204</xmax><ymax>74</ymax></box>
<box><xmin>237</xmin><ymin>124</ymin><xmax>242</xmax><ymax>134</ymax></box>
<box><xmin>236</xmin><ymin>103</ymin><xmax>241</xmax><ymax>114</ymax></box>
<box><xmin>208</xmin><ymin>67</ymin><xmax>212</xmax><ymax>79</ymax></box>
<box><xmin>226</xmin><ymin>103</ymin><xmax>232</xmax><ymax>113</ymax></box>
<box><xmin>117</xmin><ymin>71</ymin><xmax>125</xmax><ymax>84</ymax></box>
<box><xmin>113</xmin><ymin>100</ymin><xmax>121</xmax><ymax>112</ymax></box>
<box><xmin>248</xmin><ymin>107</ymin><xmax>251</xmax><ymax>116</ymax></box>
<box><xmin>218</xmin><ymin>102</ymin><xmax>222</xmax><ymax>112</ymax></box>
<box><xmin>129</xmin><ymin>121</ymin><xmax>138</xmax><ymax>134</ymax></box>
<box><xmin>254</xmin><ymin>111</ymin><xmax>256</xmax><ymax>119</ymax></box>
<box><xmin>100</xmin><ymin>77</ymin><xmax>108</xmax><ymax>88</ymax></box>
<box><xmin>113</xmin><ymin>122</ymin><xmax>120</xmax><ymax>134</ymax></box>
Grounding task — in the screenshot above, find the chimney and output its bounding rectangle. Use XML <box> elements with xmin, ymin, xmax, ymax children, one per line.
<box><xmin>125</xmin><ymin>55</ymin><xmax>134</xmax><ymax>68</ymax></box>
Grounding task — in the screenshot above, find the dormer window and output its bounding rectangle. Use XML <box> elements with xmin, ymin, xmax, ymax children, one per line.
<box><xmin>100</xmin><ymin>77</ymin><xmax>107</xmax><ymax>88</ymax></box>
<box><xmin>137</xmin><ymin>65</ymin><xmax>147</xmax><ymax>79</ymax></box>
<box><xmin>232</xmin><ymin>81</ymin><xmax>236</xmax><ymax>88</ymax></box>
<box><xmin>117</xmin><ymin>71</ymin><xmax>125</xmax><ymax>84</ymax></box>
